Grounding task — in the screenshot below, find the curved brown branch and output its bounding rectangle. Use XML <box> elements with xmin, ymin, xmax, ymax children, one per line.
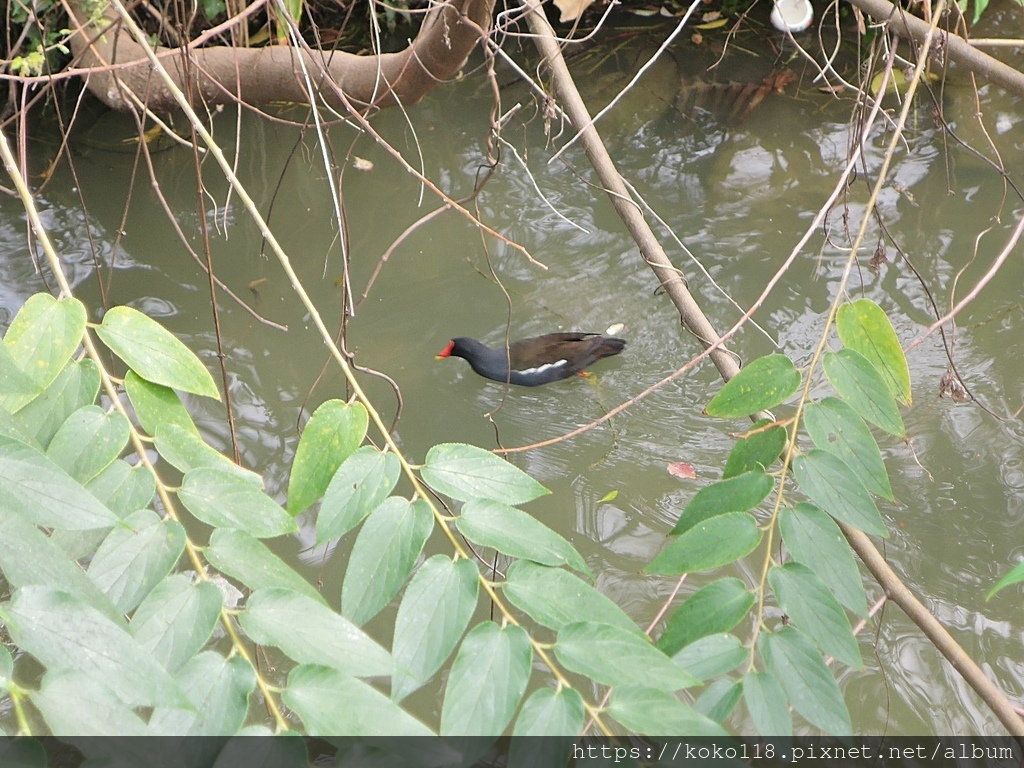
<box><xmin>846</xmin><ymin>0</ymin><xmax>1024</xmax><ymax>98</ymax></box>
<box><xmin>66</xmin><ymin>0</ymin><xmax>495</xmax><ymax>113</ymax></box>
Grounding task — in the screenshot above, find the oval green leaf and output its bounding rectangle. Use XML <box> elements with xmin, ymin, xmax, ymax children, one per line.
<box><xmin>837</xmin><ymin>299</ymin><xmax>911</xmax><ymax>405</ymax></box>
<box><xmin>0</xmin><ymin>437</ymin><xmax>119</xmax><ymax>530</ymax></box>
<box><xmin>695</xmin><ymin>678</ymin><xmax>743</xmax><ymax>723</ymax></box>
<box><xmin>705</xmin><ymin>354</ymin><xmax>801</xmax><ymax>419</ymax></box>
<box><xmin>503</xmin><ymin>560</ymin><xmax>643</xmax><ymax>636</ymax></box>
<box><xmin>743</xmin><ymin>669</ymin><xmax>792</xmax><ymax>736</ymax></box>
<box><xmin>657</xmin><ymin>577</ymin><xmax>754</xmax><ymax>655</ymax></box>
<box><xmin>87</xmin><ymin>460</ymin><xmax>156</xmax><ymax>518</ymax></box>
<box><xmin>759</xmin><ymin>626</ymin><xmax>852</xmax><ymax>735</ymax></box>
<box><xmin>555</xmin><ymin>621</ymin><xmax>699</xmax><ymax>691</ymax></box>
<box><xmin>205</xmin><ymin>528</ymin><xmax>326</xmax><ymax>605</ymax></box>
<box><xmin>285</xmin><ymin>664</ymin><xmax>433</xmax><ymax>736</ymax></box>
<box><xmin>723</xmin><ymin>420</ymin><xmax>787</xmax><ymax>478</ymax></box>
<box><xmin>178</xmin><ymin>467</ymin><xmax>297</xmax><ymax>538</ymax></box>
<box><xmin>148</xmin><ymin>652</ymin><xmax>255</xmax><ymax>736</ymax></box>
<box><xmin>511</xmin><ymin>688</ymin><xmax>585</xmax><ymax>737</ymax></box>
<box><xmin>124</xmin><ymin>369</ymin><xmax>199</xmax><ymax>437</ymax></box>
<box><xmin>647</xmin><ymin>512</ymin><xmax>763</xmax><ymax>575</ymax></box>
<box><xmin>822</xmin><ymin>349</ymin><xmax>904</xmax><ymax>437</ymax></box>
<box><xmin>792</xmin><ymin>449</ymin><xmax>887</xmax><ymax>537</ymax></box>
<box><xmin>2</xmin><ymin>586</ymin><xmax>189</xmax><ymax>709</ymax></box>
<box><xmin>16</xmin><ymin>359</ymin><xmax>100</xmax><ymax>446</ymax></box>
<box><xmin>341</xmin><ymin>497</ymin><xmax>433</xmax><ymax>627</ymax></box>
<box><xmin>392</xmin><ymin>556</ymin><xmax>479</xmax><ymax>703</ymax></box>
<box><xmin>804</xmin><ymin>397</ymin><xmax>892</xmax><ymax>500</ymax></box>
<box><xmin>440</xmin><ymin>622</ymin><xmax>532</xmax><ymax>736</ymax></box>
<box><xmin>671</xmin><ymin>470</ymin><xmax>775</xmax><ymax>535</ymax></box>
<box><xmin>240</xmin><ymin>588</ymin><xmax>393</xmax><ymax>677</ymax></box>
<box><xmin>87</xmin><ymin>510</ymin><xmax>186</xmax><ymax>614</ymax></box>
<box><xmin>316</xmin><ymin>446</ymin><xmax>400</xmax><ymax>543</ymax></box>
<box><xmin>130</xmin><ymin>574</ymin><xmax>223</xmax><ymax>672</ymax></box>
<box><xmin>287</xmin><ymin>400</ymin><xmax>368</xmax><ymax>516</ymax></box>
<box><xmin>421</xmin><ymin>443</ymin><xmax>549</xmax><ymax>504</ymax></box>
<box><xmin>45</xmin><ymin>405</ymin><xmax>130</xmax><ymax>485</ymax></box>
<box><xmin>608</xmin><ymin>686</ymin><xmax>729</xmax><ymax>736</ymax></box>
<box><xmin>96</xmin><ymin>306</ymin><xmax>219</xmax><ymax>399</ymax></box>
<box><xmin>155</xmin><ymin>423</ymin><xmax>263</xmax><ymax>486</ymax></box>
<box><xmin>32</xmin><ymin>670</ymin><xmax>148</xmax><ymax>736</ymax></box>
<box><xmin>672</xmin><ymin>633</ymin><xmax>747</xmax><ymax>681</ymax></box>
<box><xmin>456</xmin><ymin>498</ymin><xmax>589</xmax><ymax>575</ymax></box>
<box><xmin>3</xmin><ymin>294</ymin><xmax>87</xmax><ymax>390</ymax></box>
<box><xmin>769</xmin><ymin>562</ymin><xmax>861</xmax><ymax>669</ymax></box>
<box><xmin>779</xmin><ymin>503</ymin><xmax>867</xmax><ymax>617</ymax></box>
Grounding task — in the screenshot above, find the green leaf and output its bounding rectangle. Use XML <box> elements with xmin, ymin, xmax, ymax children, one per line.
<box><xmin>148</xmin><ymin>652</ymin><xmax>255</xmax><ymax>735</ymax></box>
<box><xmin>0</xmin><ymin>403</ymin><xmax>40</xmax><ymax>448</ymax></box>
<box><xmin>124</xmin><ymin>369</ymin><xmax>200</xmax><ymax>437</ymax></box>
<box><xmin>155</xmin><ymin>423</ymin><xmax>263</xmax><ymax>485</ymax></box>
<box><xmin>31</xmin><ymin>670</ymin><xmax>148</xmax><ymax>736</ymax></box>
<box><xmin>205</xmin><ymin>528</ymin><xmax>326</xmax><ymax>605</ymax></box>
<box><xmin>440</xmin><ymin>622</ymin><xmax>532</xmax><ymax>736</ymax></box>
<box><xmin>0</xmin><ymin>341</ymin><xmax>42</xmax><ymax>413</ymax></box>
<box><xmin>0</xmin><ymin>437</ymin><xmax>119</xmax><ymax>530</ymax></box>
<box><xmin>284</xmin><ymin>664</ymin><xmax>433</xmax><ymax>736</ymax></box>
<box><xmin>671</xmin><ymin>470</ymin><xmax>775</xmax><ymax>535</ymax></box>
<box><xmin>608</xmin><ymin>686</ymin><xmax>729</xmax><ymax>736</ymax></box>
<box><xmin>16</xmin><ymin>359</ymin><xmax>100</xmax><ymax>447</ymax></box>
<box><xmin>392</xmin><ymin>556</ymin><xmax>479</xmax><ymax>702</ymax></box>
<box><xmin>316</xmin><ymin>446</ymin><xmax>400</xmax><ymax>542</ymax></box>
<box><xmin>723</xmin><ymin>420</ymin><xmax>787</xmax><ymax>478</ymax></box>
<box><xmin>759</xmin><ymin>626</ymin><xmax>852</xmax><ymax>735</ymax></box>
<box><xmin>657</xmin><ymin>577</ymin><xmax>754</xmax><ymax>655</ymax></box>
<box><xmin>822</xmin><ymin>349</ymin><xmax>905</xmax><ymax>437</ymax></box>
<box><xmin>87</xmin><ymin>460</ymin><xmax>156</xmax><ymax>518</ymax></box>
<box><xmin>672</xmin><ymin>633</ymin><xmax>747</xmax><ymax>681</ymax></box>
<box><xmin>743</xmin><ymin>669</ymin><xmax>792</xmax><ymax>736</ymax></box>
<box><xmin>2</xmin><ymin>294</ymin><xmax>86</xmax><ymax>390</ymax></box>
<box><xmin>836</xmin><ymin>299</ymin><xmax>912</xmax><ymax>405</ymax></box>
<box><xmin>0</xmin><ymin>514</ymin><xmax>120</xmax><ymax>622</ymax></box>
<box><xmin>209</xmin><ymin>734</ymin><xmax>309</xmax><ymax>768</ymax></box>
<box><xmin>87</xmin><ymin>510</ymin><xmax>186</xmax><ymax>614</ymax></box>
<box><xmin>421</xmin><ymin>443</ymin><xmax>549</xmax><ymax>504</ymax></box>
<box><xmin>95</xmin><ymin>306</ymin><xmax>219</xmax><ymax>399</ymax></box>
<box><xmin>988</xmin><ymin>561</ymin><xmax>1024</xmax><ymax>600</ymax></box>
<box><xmin>647</xmin><ymin>512</ymin><xmax>763</xmax><ymax>575</ymax></box>
<box><xmin>804</xmin><ymin>397</ymin><xmax>892</xmax><ymax>500</ymax></box>
<box><xmin>341</xmin><ymin>497</ymin><xmax>433</xmax><ymax>626</ymax></box>
<box><xmin>511</xmin><ymin>688</ymin><xmax>585</xmax><ymax>736</ymax></box>
<box><xmin>287</xmin><ymin>399</ymin><xmax>368</xmax><ymax>516</ymax></box>
<box><xmin>769</xmin><ymin>563</ymin><xmax>861</xmax><ymax>668</ymax></box>
<box><xmin>555</xmin><ymin>621</ymin><xmax>699</xmax><ymax>691</ymax></box>
<box><xmin>0</xmin><ymin>738</ymin><xmax>46</xmax><ymax>768</ymax></box>
<box><xmin>780</xmin><ymin>503</ymin><xmax>868</xmax><ymax>616</ymax></box>
<box><xmin>503</xmin><ymin>560</ymin><xmax>643</xmax><ymax>636</ymax></box>
<box><xmin>2</xmin><ymin>586</ymin><xmax>189</xmax><ymax>708</ymax></box>
<box><xmin>240</xmin><ymin>588</ymin><xmax>393</xmax><ymax>677</ymax></box>
<box><xmin>178</xmin><ymin>467</ymin><xmax>297</xmax><ymax>538</ymax></box>
<box><xmin>130</xmin><ymin>573</ymin><xmax>223</xmax><ymax>672</ymax></box>
<box><xmin>44</xmin><ymin>405</ymin><xmax>130</xmax><ymax>485</ymax></box>
<box><xmin>695</xmin><ymin>679</ymin><xmax>743</xmax><ymax>723</ymax></box>
<box><xmin>705</xmin><ymin>354</ymin><xmax>801</xmax><ymax>419</ymax></box>
<box><xmin>792</xmin><ymin>450</ymin><xmax>887</xmax><ymax>537</ymax></box>
<box><xmin>456</xmin><ymin>498</ymin><xmax>590</xmax><ymax>575</ymax></box>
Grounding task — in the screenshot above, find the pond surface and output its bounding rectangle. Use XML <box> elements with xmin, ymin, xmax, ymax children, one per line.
<box><xmin>3</xmin><ymin>4</ymin><xmax>1024</xmax><ymax>735</ymax></box>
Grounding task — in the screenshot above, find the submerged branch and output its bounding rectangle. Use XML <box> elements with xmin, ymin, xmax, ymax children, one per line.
<box><xmin>65</xmin><ymin>0</ymin><xmax>495</xmax><ymax>113</ymax></box>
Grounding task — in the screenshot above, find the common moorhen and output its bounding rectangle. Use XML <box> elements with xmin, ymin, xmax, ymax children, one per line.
<box><xmin>436</xmin><ymin>332</ymin><xmax>626</xmax><ymax>386</ymax></box>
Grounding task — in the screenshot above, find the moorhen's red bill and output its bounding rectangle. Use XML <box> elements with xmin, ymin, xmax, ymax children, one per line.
<box><xmin>436</xmin><ymin>332</ymin><xmax>626</xmax><ymax>386</ymax></box>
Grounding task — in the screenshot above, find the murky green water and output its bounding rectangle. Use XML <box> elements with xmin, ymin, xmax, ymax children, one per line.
<box><xmin>3</xmin><ymin>7</ymin><xmax>1024</xmax><ymax>735</ymax></box>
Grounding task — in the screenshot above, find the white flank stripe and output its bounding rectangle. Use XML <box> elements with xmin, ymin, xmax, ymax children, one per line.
<box><xmin>517</xmin><ymin>359</ymin><xmax>568</xmax><ymax>376</ymax></box>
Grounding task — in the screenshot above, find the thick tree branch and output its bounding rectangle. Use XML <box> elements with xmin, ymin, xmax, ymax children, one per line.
<box><xmin>846</xmin><ymin>0</ymin><xmax>1024</xmax><ymax>98</ymax></box>
<box><xmin>66</xmin><ymin>0</ymin><xmax>494</xmax><ymax>113</ymax></box>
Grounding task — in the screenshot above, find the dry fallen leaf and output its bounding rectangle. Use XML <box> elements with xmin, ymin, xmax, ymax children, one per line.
<box><xmin>667</xmin><ymin>462</ymin><xmax>697</xmax><ymax>480</ymax></box>
<box><xmin>605</xmin><ymin>322</ymin><xmax>625</xmax><ymax>336</ymax></box>
<box><xmin>352</xmin><ymin>156</ymin><xmax>374</xmax><ymax>172</ymax></box>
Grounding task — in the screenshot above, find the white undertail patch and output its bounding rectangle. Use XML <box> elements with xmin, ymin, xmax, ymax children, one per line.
<box><xmin>516</xmin><ymin>359</ymin><xmax>568</xmax><ymax>376</ymax></box>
